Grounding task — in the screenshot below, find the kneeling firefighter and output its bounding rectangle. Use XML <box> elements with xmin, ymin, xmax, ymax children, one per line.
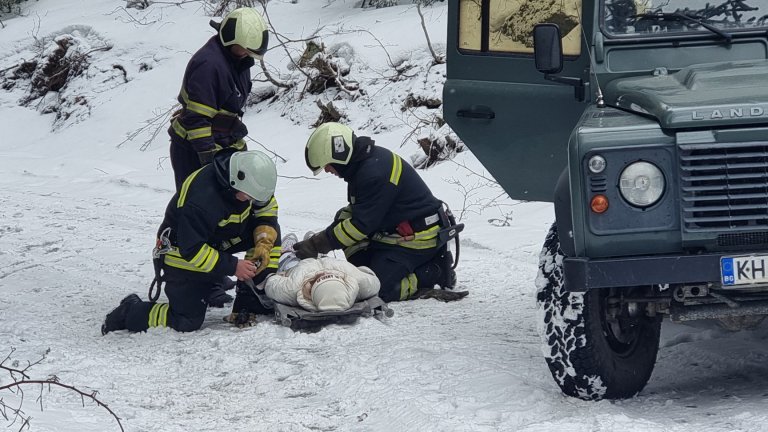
<box><xmin>102</xmin><ymin>149</ymin><xmax>281</xmax><ymax>334</ymax></box>
<box><xmin>293</xmin><ymin>122</ymin><xmax>467</xmax><ymax>302</ymax></box>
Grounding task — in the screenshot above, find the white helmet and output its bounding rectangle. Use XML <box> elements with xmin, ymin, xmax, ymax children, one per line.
<box><xmin>228</xmin><ymin>150</ymin><xmax>277</xmax><ymax>204</ymax></box>
<box><xmin>218</xmin><ymin>8</ymin><xmax>269</xmax><ymax>59</ymax></box>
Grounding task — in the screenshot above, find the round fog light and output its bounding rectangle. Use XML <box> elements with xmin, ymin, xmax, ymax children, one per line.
<box><xmin>619</xmin><ymin>161</ymin><xmax>665</xmax><ymax>207</ymax></box>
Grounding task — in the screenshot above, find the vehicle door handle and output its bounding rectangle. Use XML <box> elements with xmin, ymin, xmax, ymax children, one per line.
<box><xmin>456</xmin><ymin>109</ymin><xmax>495</xmax><ymax>119</ymax></box>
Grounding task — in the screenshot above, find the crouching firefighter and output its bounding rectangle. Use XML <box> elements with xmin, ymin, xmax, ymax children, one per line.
<box><xmin>293</xmin><ymin>122</ymin><xmax>468</xmax><ymax>302</ymax></box>
<box><xmin>101</xmin><ymin>149</ymin><xmax>281</xmax><ymax>335</ymax></box>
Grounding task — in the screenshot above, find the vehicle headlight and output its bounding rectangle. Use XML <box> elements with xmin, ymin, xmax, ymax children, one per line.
<box><xmin>619</xmin><ymin>161</ymin><xmax>665</xmax><ymax>207</ymax></box>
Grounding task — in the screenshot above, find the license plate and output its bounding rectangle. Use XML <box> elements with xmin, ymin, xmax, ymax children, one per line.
<box><xmin>721</xmin><ymin>255</ymin><xmax>768</xmax><ymax>286</ymax></box>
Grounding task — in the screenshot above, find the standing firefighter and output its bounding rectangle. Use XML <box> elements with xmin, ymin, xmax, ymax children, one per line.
<box><xmin>293</xmin><ymin>122</ymin><xmax>468</xmax><ymax>302</ymax></box>
<box><xmin>101</xmin><ymin>149</ymin><xmax>281</xmax><ymax>334</ymax></box>
<box><xmin>169</xmin><ymin>7</ymin><xmax>269</xmax><ymax>188</ymax></box>
<box><xmin>168</xmin><ymin>7</ymin><xmax>269</xmax><ymax>307</ymax></box>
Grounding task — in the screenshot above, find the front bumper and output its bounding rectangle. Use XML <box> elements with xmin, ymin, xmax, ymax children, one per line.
<box><xmin>564</xmin><ymin>253</ymin><xmax>731</xmax><ymax>292</ymax></box>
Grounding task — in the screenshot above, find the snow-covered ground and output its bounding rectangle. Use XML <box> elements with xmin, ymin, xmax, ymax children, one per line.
<box><xmin>2</xmin><ymin>1</ymin><xmax>768</xmax><ymax>431</ymax></box>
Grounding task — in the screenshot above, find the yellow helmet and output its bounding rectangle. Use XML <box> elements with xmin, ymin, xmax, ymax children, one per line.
<box><xmin>218</xmin><ymin>8</ymin><xmax>269</xmax><ymax>59</ymax></box>
<box><xmin>305</xmin><ymin>122</ymin><xmax>355</xmax><ymax>175</ymax></box>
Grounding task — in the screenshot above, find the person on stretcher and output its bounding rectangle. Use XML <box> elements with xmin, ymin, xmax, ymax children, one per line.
<box><xmin>266</xmin><ymin>233</ymin><xmax>381</xmax><ymax>312</ymax></box>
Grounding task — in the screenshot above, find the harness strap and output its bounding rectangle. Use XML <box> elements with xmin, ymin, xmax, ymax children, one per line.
<box><xmin>148</xmin><ymin>227</ymin><xmax>173</xmax><ymax>302</ymax></box>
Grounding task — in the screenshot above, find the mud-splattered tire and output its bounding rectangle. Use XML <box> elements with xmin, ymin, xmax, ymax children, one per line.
<box><xmin>536</xmin><ymin>223</ymin><xmax>661</xmax><ymax>400</ymax></box>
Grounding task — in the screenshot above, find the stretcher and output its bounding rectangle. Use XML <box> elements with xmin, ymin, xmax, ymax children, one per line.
<box><xmin>272</xmin><ymin>296</ymin><xmax>394</xmax><ymax>329</ymax></box>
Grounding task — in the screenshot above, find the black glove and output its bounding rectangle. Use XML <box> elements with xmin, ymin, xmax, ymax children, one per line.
<box><xmin>294</xmin><ymin>232</ymin><xmax>333</xmax><ymax>259</ymax></box>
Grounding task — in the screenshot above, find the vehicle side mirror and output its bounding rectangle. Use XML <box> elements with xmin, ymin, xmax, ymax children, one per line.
<box><xmin>533</xmin><ymin>23</ymin><xmax>563</xmax><ymax>74</ymax></box>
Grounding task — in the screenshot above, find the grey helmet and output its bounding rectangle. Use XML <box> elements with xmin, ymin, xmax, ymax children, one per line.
<box><xmin>228</xmin><ymin>150</ymin><xmax>277</xmax><ymax>204</ymax></box>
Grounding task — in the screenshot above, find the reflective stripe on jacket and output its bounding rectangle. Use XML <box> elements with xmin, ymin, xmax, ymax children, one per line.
<box><xmin>158</xmin><ymin>164</ymin><xmax>280</xmax><ymax>278</ymax></box>
<box><xmin>169</xmin><ymin>36</ymin><xmax>254</xmax><ymax>153</ymax></box>
<box><xmin>324</xmin><ymin>145</ymin><xmax>442</xmax><ymax>251</ymax></box>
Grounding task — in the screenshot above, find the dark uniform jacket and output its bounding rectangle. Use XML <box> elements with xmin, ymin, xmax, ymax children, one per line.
<box><xmin>158</xmin><ymin>157</ymin><xmax>280</xmax><ymax>282</ymax></box>
<box><xmin>324</xmin><ymin>140</ymin><xmax>442</xmax><ymax>252</ymax></box>
<box><xmin>169</xmin><ymin>36</ymin><xmax>254</xmax><ymax>155</ymax></box>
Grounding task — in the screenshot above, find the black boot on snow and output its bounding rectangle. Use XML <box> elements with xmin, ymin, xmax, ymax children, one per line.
<box><xmin>101</xmin><ymin>293</ymin><xmax>142</xmax><ymax>335</ymax></box>
<box><xmin>206</xmin><ymin>277</ymin><xmax>236</xmax><ymax>308</ymax></box>
<box><xmin>206</xmin><ymin>287</ymin><xmax>234</xmax><ymax>308</ymax></box>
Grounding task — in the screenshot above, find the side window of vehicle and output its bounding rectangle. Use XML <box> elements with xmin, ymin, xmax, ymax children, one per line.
<box><xmin>458</xmin><ymin>0</ymin><xmax>583</xmax><ymax>56</ymax></box>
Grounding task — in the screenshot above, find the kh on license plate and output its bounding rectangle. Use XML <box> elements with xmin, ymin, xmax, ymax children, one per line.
<box><xmin>721</xmin><ymin>255</ymin><xmax>768</xmax><ymax>286</ymax></box>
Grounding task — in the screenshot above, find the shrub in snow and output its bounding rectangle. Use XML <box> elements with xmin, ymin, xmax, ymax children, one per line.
<box><xmin>301</xmin><ymin>41</ymin><xmax>360</xmax><ymax>96</ymax></box>
<box><xmin>208</xmin><ymin>0</ymin><xmax>265</xmax><ymax>17</ymax></box>
<box><xmin>0</xmin><ymin>26</ymin><xmax>122</xmax><ymax>130</ymax></box>
<box><xmin>412</xmin><ymin>123</ymin><xmax>464</xmax><ymax>169</ymax></box>
<box><xmin>0</xmin><ymin>0</ymin><xmax>29</xmax><ymax>16</ymax></box>
<box><xmin>125</xmin><ymin>0</ymin><xmax>151</xmax><ymax>9</ymax></box>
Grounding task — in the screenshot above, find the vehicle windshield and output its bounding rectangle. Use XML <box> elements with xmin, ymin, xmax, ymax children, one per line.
<box><xmin>602</xmin><ymin>0</ymin><xmax>768</xmax><ymax>37</ymax></box>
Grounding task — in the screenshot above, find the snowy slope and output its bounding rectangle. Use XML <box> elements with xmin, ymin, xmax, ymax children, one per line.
<box><xmin>2</xmin><ymin>1</ymin><xmax>768</xmax><ymax>431</ymax></box>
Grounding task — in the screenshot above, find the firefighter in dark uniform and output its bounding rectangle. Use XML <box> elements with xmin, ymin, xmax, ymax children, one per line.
<box><xmin>101</xmin><ymin>149</ymin><xmax>281</xmax><ymax>334</ymax></box>
<box><xmin>293</xmin><ymin>122</ymin><xmax>468</xmax><ymax>302</ymax></box>
<box><xmin>168</xmin><ymin>7</ymin><xmax>269</xmax><ymax>189</ymax></box>
<box><xmin>168</xmin><ymin>7</ymin><xmax>269</xmax><ymax>307</ymax></box>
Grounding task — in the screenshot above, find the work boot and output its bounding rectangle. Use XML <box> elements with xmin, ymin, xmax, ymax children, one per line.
<box><xmin>206</xmin><ymin>277</ymin><xmax>236</xmax><ymax>308</ymax></box>
<box><xmin>101</xmin><ymin>293</ymin><xmax>142</xmax><ymax>335</ymax></box>
<box><xmin>412</xmin><ymin>250</ymin><xmax>456</xmax><ymax>291</ymax></box>
<box><xmin>206</xmin><ymin>287</ymin><xmax>234</xmax><ymax>308</ymax></box>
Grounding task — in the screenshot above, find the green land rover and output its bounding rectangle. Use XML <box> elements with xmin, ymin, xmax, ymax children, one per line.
<box><xmin>444</xmin><ymin>0</ymin><xmax>768</xmax><ymax>400</ymax></box>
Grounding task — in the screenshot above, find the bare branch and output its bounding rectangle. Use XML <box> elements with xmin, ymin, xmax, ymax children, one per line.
<box><xmin>258</xmin><ymin>58</ymin><xmax>293</xmax><ymax>89</ymax></box>
<box><xmin>416</xmin><ymin>3</ymin><xmax>444</xmax><ymax>65</ymax></box>
<box><xmin>244</xmin><ymin>136</ymin><xmax>287</xmax><ymax>163</ymax></box>
<box><xmin>106</xmin><ymin>6</ymin><xmax>161</xmax><ymax>26</ymax></box>
<box><xmin>117</xmin><ymin>104</ymin><xmax>179</xmax><ymax>150</ymax></box>
<box><xmin>279</xmin><ymin>175</ymin><xmax>319</xmax><ymax>181</ymax></box>
<box><xmin>1</xmin><ymin>380</ymin><xmax>124</xmax><ymax>432</ymax></box>
<box><xmin>1</xmin><ymin>349</ymin><xmax>123</xmax><ymax>431</ymax></box>
<box><xmin>257</xmin><ymin>1</ymin><xmax>312</xmax><ymax>83</ymax></box>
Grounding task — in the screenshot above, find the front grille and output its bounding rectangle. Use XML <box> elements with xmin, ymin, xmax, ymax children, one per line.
<box><xmin>680</xmin><ymin>141</ymin><xmax>768</xmax><ymax>233</ymax></box>
<box><xmin>718</xmin><ymin>231</ymin><xmax>768</xmax><ymax>247</ymax></box>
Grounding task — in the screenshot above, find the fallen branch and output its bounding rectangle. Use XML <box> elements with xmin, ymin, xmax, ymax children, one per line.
<box><xmin>1</xmin><ymin>349</ymin><xmax>124</xmax><ymax>432</ymax></box>
<box><xmin>0</xmin><ymin>379</ymin><xmax>125</xmax><ymax>432</ymax></box>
